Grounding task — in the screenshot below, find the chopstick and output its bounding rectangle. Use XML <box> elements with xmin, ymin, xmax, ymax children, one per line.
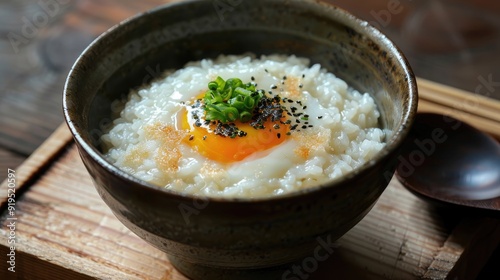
<box><xmin>417</xmin><ymin>78</ymin><xmax>500</xmax><ymax>123</ymax></box>
<box><xmin>417</xmin><ymin>78</ymin><xmax>500</xmax><ymax>140</ymax></box>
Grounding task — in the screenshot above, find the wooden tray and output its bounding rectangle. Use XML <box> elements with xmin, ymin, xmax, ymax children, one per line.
<box><xmin>1</xmin><ymin>79</ymin><xmax>500</xmax><ymax>279</ymax></box>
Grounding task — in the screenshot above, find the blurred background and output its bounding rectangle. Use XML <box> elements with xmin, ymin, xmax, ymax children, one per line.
<box><xmin>334</xmin><ymin>0</ymin><xmax>500</xmax><ymax>99</ymax></box>
<box><xmin>1</xmin><ymin>0</ymin><xmax>499</xmax><ymax>278</ymax></box>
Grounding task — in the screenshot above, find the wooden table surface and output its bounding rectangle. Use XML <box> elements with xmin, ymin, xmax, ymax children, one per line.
<box><xmin>1</xmin><ymin>0</ymin><xmax>499</xmax><ymax>279</ymax></box>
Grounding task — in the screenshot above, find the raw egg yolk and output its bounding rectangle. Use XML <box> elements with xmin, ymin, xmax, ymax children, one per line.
<box><xmin>181</xmin><ymin>112</ymin><xmax>289</xmax><ymax>163</ymax></box>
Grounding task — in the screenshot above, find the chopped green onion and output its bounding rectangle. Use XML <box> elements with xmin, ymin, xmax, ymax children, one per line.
<box><xmin>243</xmin><ymin>96</ymin><xmax>255</xmax><ymax>109</ymax></box>
<box><xmin>224</xmin><ymin>107</ymin><xmax>240</xmax><ymax>122</ymax></box>
<box><xmin>208</xmin><ymin>81</ymin><xmax>218</xmax><ymax>90</ymax></box>
<box><xmin>235</xmin><ymin>87</ymin><xmax>252</xmax><ymax>96</ymax></box>
<box><xmin>206</xmin><ymin>110</ymin><xmax>226</xmax><ymax>122</ymax></box>
<box><xmin>240</xmin><ymin>111</ymin><xmax>252</xmax><ymax>122</ymax></box>
<box><xmin>203</xmin><ymin>76</ymin><xmax>264</xmax><ymax>123</ymax></box>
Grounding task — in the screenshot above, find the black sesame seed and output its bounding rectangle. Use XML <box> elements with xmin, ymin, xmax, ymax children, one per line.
<box><xmin>296</xmin><ymin>119</ymin><xmax>301</xmax><ymax>123</ymax></box>
<box><xmin>302</xmin><ymin>74</ymin><xmax>305</xmax><ymax>78</ymax></box>
<box><xmin>271</xmin><ymin>85</ymin><xmax>278</xmax><ymax>89</ymax></box>
<box><xmin>265</xmin><ymin>69</ymin><xmax>269</xmax><ymax>73</ymax></box>
<box><xmin>286</xmin><ymin>132</ymin><xmax>291</xmax><ymax>136</ymax></box>
<box><xmin>251</xmin><ymin>76</ymin><xmax>255</xmax><ymax>81</ymax></box>
<box><xmin>299</xmin><ymin>84</ymin><xmax>303</xmax><ymax>88</ymax></box>
<box><xmin>318</xmin><ymin>116</ymin><xmax>323</xmax><ymax>119</ymax></box>
<box><xmin>302</xmin><ymin>125</ymin><xmax>307</xmax><ymax>129</ymax></box>
<box><xmin>189</xmin><ymin>135</ymin><xmax>194</xmax><ymax>141</ymax></box>
<box><xmin>273</xmin><ymin>124</ymin><xmax>280</xmax><ymax>129</ymax></box>
<box><xmin>203</xmin><ymin>135</ymin><xmax>207</xmax><ymax>140</ymax></box>
<box><xmin>308</xmin><ymin>125</ymin><xmax>313</xmax><ymax>127</ymax></box>
<box><xmin>303</xmin><ymin>106</ymin><xmax>307</xmax><ymax>109</ymax></box>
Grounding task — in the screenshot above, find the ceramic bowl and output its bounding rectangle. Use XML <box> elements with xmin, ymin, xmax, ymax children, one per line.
<box><xmin>63</xmin><ymin>0</ymin><xmax>417</xmax><ymax>279</ymax></box>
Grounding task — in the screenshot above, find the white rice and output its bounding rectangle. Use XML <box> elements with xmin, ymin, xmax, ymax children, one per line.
<box><xmin>101</xmin><ymin>54</ymin><xmax>386</xmax><ymax>198</ymax></box>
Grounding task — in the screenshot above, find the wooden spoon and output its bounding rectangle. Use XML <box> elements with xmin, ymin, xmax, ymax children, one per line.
<box><xmin>395</xmin><ymin>113</ymin><xmax>500</xmax><ymax>213</ymax></box>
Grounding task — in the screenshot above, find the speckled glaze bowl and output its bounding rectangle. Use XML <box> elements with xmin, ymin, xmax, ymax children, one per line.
<box><xmin>63</xmin><ymin>0</ymin><xmax>417</xmax><ymax>279</ymax></box>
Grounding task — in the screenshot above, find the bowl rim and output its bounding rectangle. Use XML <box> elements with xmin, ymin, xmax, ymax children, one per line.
<box><xmin>63</xmin><ymin>0</ymin><xmax>418</xmax><ymax>204</ymax></box>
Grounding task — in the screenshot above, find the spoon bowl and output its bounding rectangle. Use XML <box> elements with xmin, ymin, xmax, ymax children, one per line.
<box><xmin>396</xmin><ymin>113</ymin><xmax>500</xmax><ymax>212</ymax></box>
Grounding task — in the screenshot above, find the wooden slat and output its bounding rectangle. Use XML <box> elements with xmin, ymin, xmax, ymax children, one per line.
<box><xmin>0</xmin><ymin>148</ymin><xmax>25</xmax><ymax>182</ymax></box>
<box><xmin>0</xmin><ymin>124</ymin><xmax>73</xmax><ymax>209</ymax></box>
<box><xmin>0</xmin><ymin>72</ymin><xmax>66</xmax><ymax>155</ymax></box>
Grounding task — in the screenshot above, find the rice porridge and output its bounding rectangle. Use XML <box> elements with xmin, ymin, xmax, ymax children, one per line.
<box><xmin>101</xmin><ymin>54</ymin><xmax>386</xmax><ymax>198</ymax></box>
